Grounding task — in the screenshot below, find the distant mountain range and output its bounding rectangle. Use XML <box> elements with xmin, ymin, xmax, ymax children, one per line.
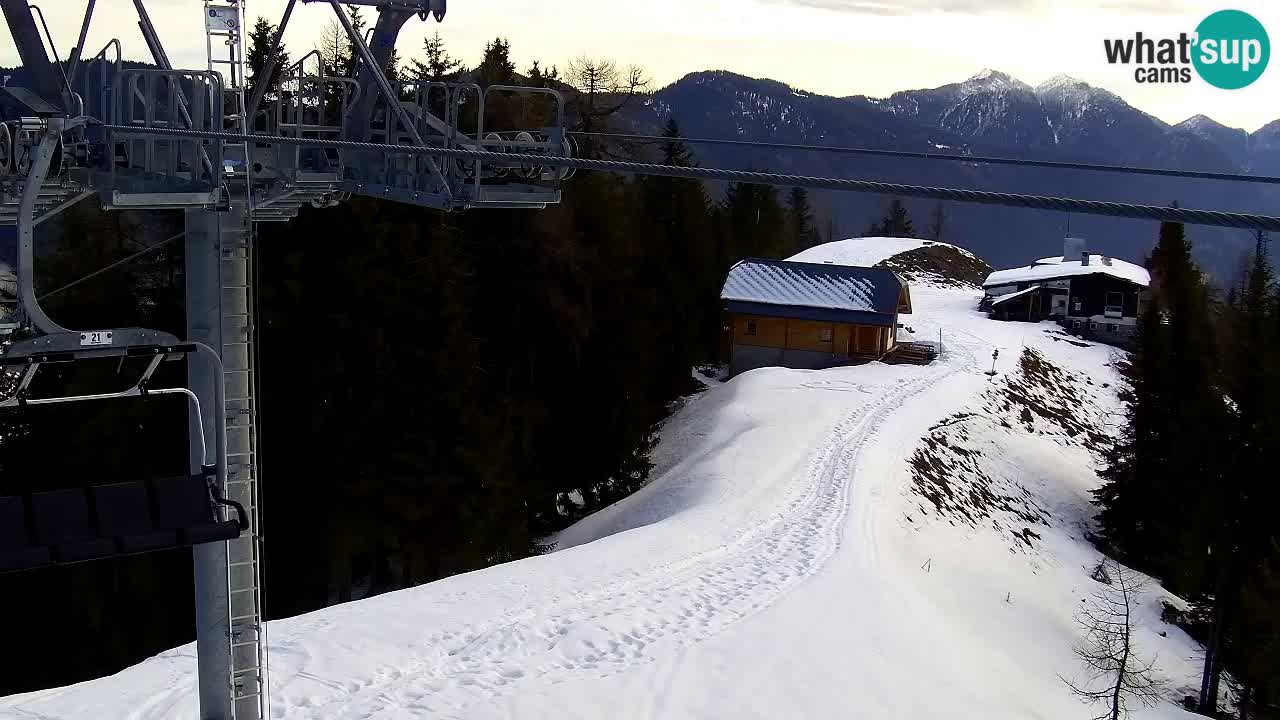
<box><xmin>3</xmin><ymin>61</ymin><xmax>1275</xmax><ymax>279</ymax></box>
<box><xmin>618</xmin><ymin>70</ymin><xmax>1280</xmax><ymax>278</ymax></box>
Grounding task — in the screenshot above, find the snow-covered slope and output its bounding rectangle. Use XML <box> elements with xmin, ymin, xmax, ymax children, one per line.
<box><xmin>789</xmin><ymin>236</ymin><xmax>944</xmax><ymax>267</ymax></box>
<box><xmin>1</xmin><ymin>242</ymin><xmax>1203</xmax><ymax>720</ymax></box>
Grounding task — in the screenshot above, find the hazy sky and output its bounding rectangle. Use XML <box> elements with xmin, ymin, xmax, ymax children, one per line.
<box><xmin>3</xmin><ymin>0</ymin><xmax>1277</xmax><ymax>131</ymax></box>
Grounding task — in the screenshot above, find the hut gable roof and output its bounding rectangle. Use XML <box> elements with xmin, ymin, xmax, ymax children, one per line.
<box><xmin>984</xmin><ymin>255</ymin><xmax>1149</xmax><ymax>289</ymax></box>
<box><xmin>721</xmin><ymin>259</ymin><xmax>908</xmax><ymax>325</ymax></box>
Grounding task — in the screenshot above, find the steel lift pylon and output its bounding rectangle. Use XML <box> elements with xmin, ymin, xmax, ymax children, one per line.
<box><xmin>0</xmin><ymin>1</ymin><xmax>571</xmax><ymax>718</ymax></box>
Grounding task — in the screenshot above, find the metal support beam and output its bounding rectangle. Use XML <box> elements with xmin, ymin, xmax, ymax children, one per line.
<box><xmin>17</xmin><ymin>122</ymin><xmax>71</xmax><ymax>334</ymax></box>
<box><xmin>67</xmin><ymin>0</ymin><xmax>98</xmax><ymax>85</ymax></box>
<box><xmin>186</xmin><ymin>206</ymin><xmax>233</xmax><ymax>720</ymax></box>
<box><xmin>341</xmin><ymin>6</ymin><xmax>409</xmax><ymax>143</ymax></box>
<box><xmin>329</xmin><ymin>1</ymin><xmax>451</xmax><ymax>198</ymax></box>
<box><xmin>0</xmin><ymin>0</ymin><xmax>64</xmax><ymax>110</ymax></box>
<box><xmin>244</xmin><ymin>0</ymin><xmax>297</xmax><ymax>123</ymax></box>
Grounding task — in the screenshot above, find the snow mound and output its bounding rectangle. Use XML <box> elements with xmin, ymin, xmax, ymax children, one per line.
<box><xmin>790</xmin><ymin>237</ymin><xmax>991</xmax><ymax>288</ymax></box>
<box><xmin>790</xmin><ymin>236</ymin><xmax>944</xmax><ymax>266</ymax></box>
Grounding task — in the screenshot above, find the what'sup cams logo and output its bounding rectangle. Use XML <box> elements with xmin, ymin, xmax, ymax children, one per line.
<box><xmin>1104</xmin><ymin>9</ymin><xmax>1270</xmax><ymax>89</ymax></box>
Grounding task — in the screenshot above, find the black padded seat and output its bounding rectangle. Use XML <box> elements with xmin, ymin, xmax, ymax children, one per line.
<box><xmin>93</xmin><ymin>482</ymin><xmax>176</xmax><ymax>553</ymax></box>
<box><xmin>151</xmin><ymin>476</ymin><xmax>239</xmax><ymax>545</ymax></box>
<box><xmin>30</xmin><ymin>490</ymin><xmax>116</xmax><ymax>563</ymax></box>
<box><xmin>0</xmin><ymin>496</ymin><xmax>51</xmax><ymax>572</ymax></box>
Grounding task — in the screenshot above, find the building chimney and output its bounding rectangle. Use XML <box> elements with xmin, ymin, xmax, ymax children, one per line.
<box><xmin>1081</xmin><ymin>252</ymin><xmax>1091</xmax><ymax>266</ymax></box>
<box><xmin>1101</xmin><ymin>256</ymin><xmax>1113</xmax><ymax>266</ymax></box>
<box><xmin>1063</xmin><ymin>236</ymin><xmax>1087</xmax><ymax>262</ymax></box>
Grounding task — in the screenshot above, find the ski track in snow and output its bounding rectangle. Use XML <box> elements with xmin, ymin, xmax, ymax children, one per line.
<box><xmin>283</xmin><ymin>355</ymin><xmax>968</xmax><ymax>718</ymax></box>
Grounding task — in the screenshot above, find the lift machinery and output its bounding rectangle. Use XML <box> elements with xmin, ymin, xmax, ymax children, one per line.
<box><xmin>0</xmin><ymin>2</ymin><xmax>571</xmax><ymax>718</ymax></box>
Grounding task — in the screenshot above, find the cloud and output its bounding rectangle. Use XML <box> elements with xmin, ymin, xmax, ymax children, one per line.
<box><xmin>757</xmin><ymin>0</ymin><xmax>1187</xmax><ymax>15</ymax></box>
<box><xmin>1092</xmin><ymin>0</ymin><xmax>1190</xmax><ymax>14</ymax></box>
<box><xmin>755</xmin><ymin>0</ymin><xmax>1039</xmax><ymax>15</ymax></box>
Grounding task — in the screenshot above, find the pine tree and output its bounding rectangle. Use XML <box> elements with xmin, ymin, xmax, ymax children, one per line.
<box><xmin>928</xmin><ymin>201</ymin><xmax>948</xmax><ymax>242</ymax></box>
<box><xmin>1204</xmin><ymin>234</ymin><xmax>1278</xmax><ymax>715</ymax></box>
<box><xmin>1095</xmin><ymin>219</ymin><xmax>1226</xmax><ymax>598</ymax></box>
<box><xmin>408</xmin><ymin>30</ymin><xmax>462</xmax><ymax>82</ymax></box>
<box><xmin>721</xmin><ymin>180</ymin><xmax>786</xmax><ymax>261</ymax></box>
<box><xmin>343</xmin><ymin>7</ymin><xmax>366</xmax><ymax>78</ymax></box>
<box><xmin>476</xmin><ymin>37</ymin><xmax>515</xmax><ymax>86</ymax></box>
<box><xmin>1235</xmin><ymin>540</ymin><xmax>1280</xmax><ymax>718</ymax></box>
<box><xmin>786</xmin><ymin>186</ymin><xmax>814</xmax><ymax>255</ymax></box>
<box><xmin>865</xmin><ymin>197</ymin><xmax>915</xmax><ymax>238</ymax></box>
<box><xmin>246</xmin><ymin>17</ymin><xmax>289</xmax><ymax>108</ymax></box>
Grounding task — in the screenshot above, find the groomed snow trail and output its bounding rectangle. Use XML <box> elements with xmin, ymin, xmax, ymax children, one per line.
<box><xmin>272</xmin><ymin>357</ymin><xmax>965</xmax><ymax>718</ymax></box>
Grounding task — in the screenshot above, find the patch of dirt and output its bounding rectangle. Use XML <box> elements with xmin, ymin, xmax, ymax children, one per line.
<box><xmin>876</xmin><ymin>244</ymin><xmax>994</xmax><ymax>288</ymax></box>
<box><xmin>908</xmin><ymin>348</ymin><xmax>1113</xmax><ymax>552</ymax></box>
<box><xmin>910</xmin><ymin>418</ymin><xmax>1053</xmax><ymax>548</ymax></box>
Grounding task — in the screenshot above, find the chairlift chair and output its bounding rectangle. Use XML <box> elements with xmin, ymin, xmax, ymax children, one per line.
<box><xmin>0</xmin><ymin>328</ymin><xmax>247</xmax><ymax>573</ymax></box>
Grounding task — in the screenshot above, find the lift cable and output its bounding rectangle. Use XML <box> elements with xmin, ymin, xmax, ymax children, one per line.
<box><xmin>38</xmin><ymin>230</ymin><xmax>186</xmax><ymax>301</ymax></box>
<box><xmin>568</xmin><ymin>130</ymin><xmax>1280</xmax><ymax>186</ymax></box>
<box><xmin>100</xmin><ymin>124</ymin><xmax>1280</xmax><ymax>233</ymax></box>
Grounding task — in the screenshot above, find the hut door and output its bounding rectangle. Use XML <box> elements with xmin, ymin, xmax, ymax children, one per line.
<box><xmin>855</xmin><ymin>326</ymin><xmax>878</xmax><ymax>354</ymax></box>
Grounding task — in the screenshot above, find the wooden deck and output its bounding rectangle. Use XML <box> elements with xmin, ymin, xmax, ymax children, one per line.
<box><xmin>885</xmin><ymin>341</ymin><xmax>938</xmax><ymax>365</ymax></box>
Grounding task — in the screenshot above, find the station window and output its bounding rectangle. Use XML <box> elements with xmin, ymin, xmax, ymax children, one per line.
<box><xmin>819</xmin><ymin>328</ymin><xmax>833</xmax><ymax>342</ymax></box>
<box><xmin>745</xmin><ymin>321</ymin><xmax>757</xmax><ymax>336</ymax></box>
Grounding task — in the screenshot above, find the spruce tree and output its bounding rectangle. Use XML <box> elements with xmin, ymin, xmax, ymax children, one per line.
<box><xmin>786</xmin><ymin>186</ymin><xmax>814</xmax><ymax>254</ymax></box>
<box><xmin>865</xmin><ymin>197</ymin><xmax>915</xmax><ymax>238</ymax></box>
<box><xmin>408</xmin><ymin>30</ymin><xmax>462</xmax><ymax>82</ymax></box>
<box><xmin>928</xmin><ymin>201</ymin><xmax>947</xmax><ymax>242</ymax></box>
<box><xmin>246</xmin><ymin>17</ymin><xmax>289</xmax><ymax>107</ymax></box>
<box><xmin>1095</xmin><ymin>219</ymin><xmax>1226</xmax><ymax>596</ymax></box>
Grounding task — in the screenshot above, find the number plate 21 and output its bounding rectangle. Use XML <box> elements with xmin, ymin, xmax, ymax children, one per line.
<box><xmin>80</xmin><ymin>331</ymin><xmax>114</xmax><ymax>346</ymax></box>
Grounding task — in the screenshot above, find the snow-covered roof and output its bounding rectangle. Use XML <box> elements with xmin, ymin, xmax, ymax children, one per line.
<box><xmin>788</xmin><ymin>237</ymin><xmax>980</xmax><ymax>268</ymax></box>
<box><xmin>989</xmin><ymin>285</ymin><xmax>1041</xmax><ymax>305</ymax></box>
<box><xmin>984</xmin><ymin>255</ymin><xmax>1149</xmax><ymax>288</ymax></box>
<box><xmin>721</xmin><ymin>258</ymin><xmax>907</xmax><ymax>322</ymax></box>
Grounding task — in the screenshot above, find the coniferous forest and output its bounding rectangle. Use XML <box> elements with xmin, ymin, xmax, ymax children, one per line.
<box><xmin>1096</xmin><ymin>220</ymin><xmax>1280</xmax><ymax>717</ymax></box>
<box><xmin>0</xmin><ymin>24</ymin><xmax>826</xmax><ymax>694</ymax></box>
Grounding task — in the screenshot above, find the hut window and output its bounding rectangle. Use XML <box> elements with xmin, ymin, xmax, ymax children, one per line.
<box><xmin>1107</xmin><ymin>323</ymin><xmax>1118</xmax><ymax>333</ymax></box>
<box><xmin>745</xmin><ymin>321</ymin><xmax>757</xmax><ymax>336</ymax></box>
<box><xmin>820</xmin><ymin>328</ymin><xmax>833</xmax><ymax>342</ymax></box>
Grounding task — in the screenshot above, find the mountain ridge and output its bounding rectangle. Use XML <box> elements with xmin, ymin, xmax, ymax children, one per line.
<box><xmin>620</xmin><ymin>69</ymin><xmax>1279</xmax><ymax>277</ymax></box>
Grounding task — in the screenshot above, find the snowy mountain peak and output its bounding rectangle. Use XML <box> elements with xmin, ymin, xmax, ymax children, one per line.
<box><xmin>1175</xmin><ymin>114</ymin><xmax>1239</xmax><ymax>133</ymax></box>
<box><xmin>1034</xmin><ymin>74</ymin><xmax>1088</xmax><ymax>94</ymax></box>
<box><xmin>966</xmin><ymin>69</ymin><xmax>1028</xmax><ymax>89</ymax></box>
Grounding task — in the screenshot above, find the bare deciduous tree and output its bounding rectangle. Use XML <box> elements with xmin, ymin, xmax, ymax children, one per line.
<box><xmin>1061</xmin><ymin>559</ymin><xmax>1164</xmax><ymax>720</ymax></box>
<box><xmin>564</xmin><ymin>56</ymin><xmax>649</xmax><ymax>158</ymax></box>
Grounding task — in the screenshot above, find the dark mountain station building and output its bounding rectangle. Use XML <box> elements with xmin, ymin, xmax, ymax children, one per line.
<box><xmin>721</xmin><ymin>259</ymin><xmax>913</xmax><ymax>377</ymax></box>
<box><xmin>980</xmin><ymin>237</ymin><xmax>1150</xmax><ymax>345</ymax></box>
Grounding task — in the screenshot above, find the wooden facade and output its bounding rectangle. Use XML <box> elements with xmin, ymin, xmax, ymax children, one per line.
<box><xmin>730</xmin><ymin>314</ymin><xmax>897</xmax><ymax>358</ymax></box>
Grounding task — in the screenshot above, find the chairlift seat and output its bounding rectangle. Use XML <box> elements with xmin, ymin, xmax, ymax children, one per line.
<box><xmin>0</xmin><ymin>476</ymin><xmax>242</xmax><ymax>574</ymax></box>
<box><xmin>31</xmin><ymin>490</ymin><xmax>117</xmax><ymax>563</ymax></box>
<box><xmin>0</xmin><ymin>496</ymin><xmax>52</xmax><ymax>572</ymax></box>
<box><xmin>152</xmin><ymin>475</ymin><xmax>241</xmax><ymax>546</ymax></box>
<box><xmin>93</xmin><ymin>481</ymin><xmax>176</xmax><ymax>553</ymax></box>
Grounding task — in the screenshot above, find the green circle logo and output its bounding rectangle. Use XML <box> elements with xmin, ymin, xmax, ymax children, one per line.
<box><xmin>1193</xmin><ymin>10</ymin><xmax>1270</xmax><ymax>89</ymax></box>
